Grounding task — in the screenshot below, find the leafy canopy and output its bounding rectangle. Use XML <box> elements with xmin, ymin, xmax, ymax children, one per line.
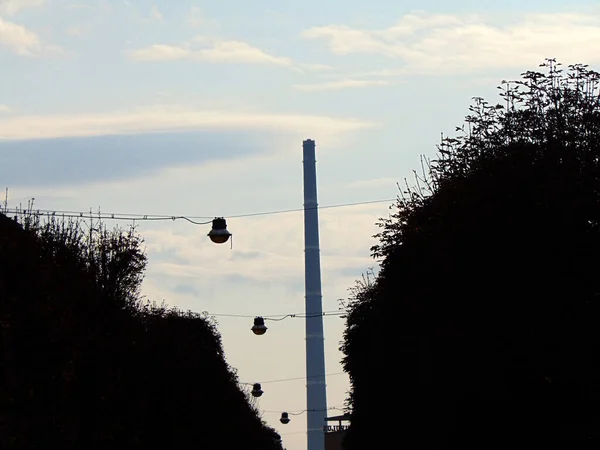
<box><xmin>341</xmin><ymin>59</ymin><xmax>600</xmax><ymax>450</ymax></box>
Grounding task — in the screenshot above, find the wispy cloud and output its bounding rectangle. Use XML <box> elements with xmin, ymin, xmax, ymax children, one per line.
<box><xmin>297</xmin><ymin>63</ymin><xmax>334</xmax><ymax>72</ymax></box>
<box><xmin>0</xmin><ymin>16</ymin><xmax>60</xmax><ymax>56</ymax></box>
<box><xmin>128</xmin><ymin>39</ymin><xmax>294</xmax><ymax>67</ymax></box>
<box><xmin>0</xmin><ymin>0</ymin><xmax>63</xmax><ymax>57</ymax></box>
<box><xmin>139</xmin><ymin>202</ymin><xmax>386</xmax><ymax>286</ymax></box>
<box><xmin>342</xmin><ymin>177</ymin><xmax>399</xmax><ymax>190</ymax></box>
<box><xmin>302</xmin><ymin>11</ymin><xmax>600</xmax><ymax>74</ymax></box>
<box><xmin>146</xmin><ymin>5</ymin><xmax>162</xmax><ymax>23</ymax></box>
<box><xmin>293</xmin><ymin>79</ymin><xmax>390</xmax><ymax>91</ymax></box>
<box><xmin>0</xmin><ymin>130</ymin><xmax>270</xmax><ymax>186</ymax></box>
<box><xmin>129</xmin><ymin>44</ymin><xmax>189</xmax><ymax>61</ymax></box>
<box><xmin>0</xmin><ymin>104</ymin><xmax>11</xmax><ymax>113</ymax></box>
<box><xmin>187</xmin><ymin>6</ymin><xmax>208</xmax><ymax>28</ymax></box>
<box><xmin>0</xmin><ymin>104</ymin><xmax>377</xmax><ymax>141</ymax></box>
<box><xmin>65</xmin><ymin>24</ymin><xmax>91</xmax><ymax>37</ymax></box>
<box><xmin>0</xmin><ymin>0</ymin><xmax>45</xmax><ymax>15</ymax></box>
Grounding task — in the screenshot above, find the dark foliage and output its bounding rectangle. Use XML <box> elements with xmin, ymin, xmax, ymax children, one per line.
<box><xmin>0</xmin><ymin>212</ymin><xmax>282</xmax><ymax>449</ymax></box>
<box><xmin>341</xmin><ymin>60</ymin><xmax>600</xmax><ymax>449</ymax></box>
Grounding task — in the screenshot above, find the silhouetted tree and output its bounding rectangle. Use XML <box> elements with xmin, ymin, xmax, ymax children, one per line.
<box><xmin>341</xmin><ymin>59</ymin><xmax>600</xmax><ymax>450</ymax></box>
<box><xmin>0</xmin><ymin>212</ymin><xmax>281</xmax><ymax>449</ymax></box>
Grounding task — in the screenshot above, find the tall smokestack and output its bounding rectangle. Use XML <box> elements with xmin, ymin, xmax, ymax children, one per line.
<box><xmin>302</xmin><ymin>139</ymin><xmax>327</xmax><ymax>450</ymax></box>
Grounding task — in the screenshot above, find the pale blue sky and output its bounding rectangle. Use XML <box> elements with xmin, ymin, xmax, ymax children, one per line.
<box><xmin>2</xmin><ymin>1</ymin><xmax>600</xmax><ymax>449</ymax></box>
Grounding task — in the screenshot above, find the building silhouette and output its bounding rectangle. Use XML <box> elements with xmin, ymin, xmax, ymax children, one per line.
<box><xmin>323</xmin><ymin>413</ymin><xmax>351</xmax><ymax>450</ymax></box>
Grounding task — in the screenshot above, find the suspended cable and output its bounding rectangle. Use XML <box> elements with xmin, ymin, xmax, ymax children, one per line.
<box><xmin>4</xmin><ymin>198</ymin><xmax>357</xmax><ymax>417</ymax></box>
<box><xmin>279</xmin><ymin>431</ymin><xmax>310</xmax><ymax>436</ymax></box>
<box><xmin>0</xmin><ymin>208</ymin><xmax>215</xmax><ymax>225</ymax></box>
<box><xmin>226</xmin><ymin>199</ymin><xmax>396</xmax><ymax>219</ymax></box>
<box><xmin>205</xmin><ymin>310</ymin><xmax>345</xmax><ymax>320</ymax></box>
<box><xmin>264</xmin><ymin>312</ymin><xmax>343</xmax><ymax>322</ymax></box>
<box><xmin>0</xmin><ymin>197</ymin><xmax>396</xmax><ymax>226</ymax></box>
<box><xmin>264</xmin><ymin>406</ymin><xmax>346</xmax><ymax>415</ymax></box>
<box><xmin>241</xmin><ymin>371</ymin><xmax>345</xmax><ymax>385</ymax></box>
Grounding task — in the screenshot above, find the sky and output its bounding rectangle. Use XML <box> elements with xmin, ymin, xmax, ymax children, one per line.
<box><xmin>2</xmin><ymin>0</ymin><xmax>600</xmax><ymax>448</ymax></box>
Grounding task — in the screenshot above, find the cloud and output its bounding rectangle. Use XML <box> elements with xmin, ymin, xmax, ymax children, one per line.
<box><xmin>341</xmin><ymin>177</ymin><xmax>399</xmax><ymax>190</ymax></box>
<box><xmin>172</xmin><ymin>283</ymin><xmax>200</xmax><ymax>296</ymax></box>
<box><xmin>0</xmin><ymin>106</ymin><xmax>377</xmax><ymax>188</ymax></box>
<box><xmin>0</xmin><ymin>104</ymin><xmax>11</xmax><ymax>113</ymax></box>
<box><xmin>293</xmin><ymin>79</ymin><xmax>390</xmax><ymax>91</ymax></box>
<box><xmin>139</xmin><ymin>202</ymin><xmax>385</xmax><ymax>290</ymax></box>
<box><xmin>297</xmin><ymin>63</ymin><xmax>333</xmax><ymax>72</ymax></box>
<box><xmin>302</xmin><ymin>11</ymin><xmax>600</xmax><ymax>74</ymax></box>
<box><xmin>194</xmin><ymin>40</ymin><xmax>291</xmax><ymax>65</ymax></box>
<box><xmin>0</xmin><ymin>16</ymin><xmax>41</xmax><ymax>55</ymax></box>
<box><xmin>0</xmin><ymin>0</ymin><xmax>45</xmax><ymax>15</ymax></box>
<box><xmin>0</xmin><ymin>16</ymin><xmax>62</xmax><ymax>56</ymax></box>
<box><xmin>65</xmin><ymin>24</ymin><xmax>90</xmax><ymax>37</ymax></box>
<box><xmin>129</xmin><ymin>39</ymin><xmax>293</xmax><ymax>66</ymax></box>
<box><xmin>0</xmin><ymin>130</ymin><xmax>271</xmax><ymax>186</ymax></box>
<box><xmin>146</xmin><ymin>5</ymin><xmax>162</xmax><ymax>23</ymax></box>
<box><xmin>129</xmin><ymin>8</ymin><xmax>328</xmax><ymax>72</ymax></box>
<box><xmin>63</xmin><ymin>3</ymin><xmax>91</xmax><ymax>10</ymax></box>
<box><xmin>0</xmin><ymin>105</ymin><xmax>375</xmax><ymax>141</ymax></box>
<box><xmin>129</xmin><ymin>44</ymin><xmax>189</xmax><ymax>61</ymax></box>
<box><xmin>187</xmin><ymin>6</ymin><xmax>207</xmax><ymax>28</ymax></box>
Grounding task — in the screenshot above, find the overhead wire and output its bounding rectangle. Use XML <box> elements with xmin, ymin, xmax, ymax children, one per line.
<box><xmin>263</xmin><ymin>406</ymin><xmax>346</xmax><ymax>415</ymax></box>
<box><xmin>279</xmin><ymin>431</ymin><xmax>311</xmax><ymax>436</ymax></box>
<box><xmin>219</xmin><ymin>311</ymin><xmax>348</xmax><ymax>384</ymax></box>
<box><xmin>205</xmin><ymin>310</ymin><xmax>345</xmax><ymax>321</ymax></box>
<box><xmin>3</xmin><ymin>197</ymin><xmax>364</xmax><ymax>427</ymax></box>
<box><xmin>241</xmin><ymin>371</ymin><xmax>346</xmax><ymax>386</ymax></box>
<box><xmin>225</xmin><ymin>198</ymin><xmax>396</xmax><ymax>219</ymax></box>
<box><xmin>0</xmin><ymin>197</ymin><xmax>397</xmax><ymax>225</ymax></box>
